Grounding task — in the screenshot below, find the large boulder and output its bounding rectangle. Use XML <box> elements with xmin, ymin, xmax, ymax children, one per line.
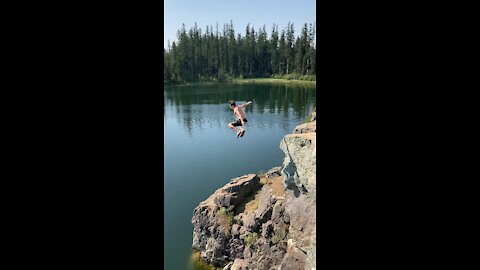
<box><xmin>213</xmin><ymin>174</ymin><xmax>261</xmax><ymax>208</ymax></box>
<box><xmin>265</xmin><ymin>166</ymin><xmax>282</xmax><ymax>178</ymax></box>
<box><xmin>246</xmin><ymin>188</ymin><xmax>276</xmax><ymax>231</ymax></box>
<box><xmin>280</xmin><ymin>132</ymin><xmax>316</xmax><ymax>199</ymax></box>
<box><xmin>192</xmin><ymin>174</ymin><xmax>260</xmax><ymax>267</ymax></box>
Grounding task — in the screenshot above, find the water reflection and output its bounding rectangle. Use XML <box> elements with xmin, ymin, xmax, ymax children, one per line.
<box><xmin>164</xmin><ymin>83</ymin><xmax>316</xmax><ymax>136</ymax></box>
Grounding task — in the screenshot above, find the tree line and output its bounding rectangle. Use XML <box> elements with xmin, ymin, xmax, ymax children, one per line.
<box><xmin>164</xmin><ymin>21</ymin><xmax>316</xmax><ymax>84</ymax></box>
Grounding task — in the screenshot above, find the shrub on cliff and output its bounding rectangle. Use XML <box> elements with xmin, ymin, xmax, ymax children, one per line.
<box><xmin>244</xmin><ymin>232</ymin><xmax>259</xmax><ymax>246</ymax></box>
<box><xmin>215</xmin><ymin>207</ymin><xmax>234</xmax><ymax>232</ymax></box>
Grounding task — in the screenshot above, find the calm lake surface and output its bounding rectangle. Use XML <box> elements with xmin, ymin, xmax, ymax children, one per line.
<box><xmin>164</xmin><ymin>82</ymin><xmax>316</xmax><ymax>270</ymax></box>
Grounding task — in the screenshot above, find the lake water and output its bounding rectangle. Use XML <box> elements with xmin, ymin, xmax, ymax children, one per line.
<box><xmin>164</xmin><ymin>82</ymin><xmax>316</xmax><ymax>270</ymax></box>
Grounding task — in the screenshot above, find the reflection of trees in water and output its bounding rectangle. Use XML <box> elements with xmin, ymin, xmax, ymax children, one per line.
<box><xmin>182</xmin><ymin>117</ymin><xmax>193</xmax><ymax>137</ymax></box>
<box><xmin>181</xmin><ymin>117</ymin><xmax>208</xmax><ymax>137</ymax></box>
<box><xmin>164</xmin><ymin>83</ymin><xmax>316</xmax><ymax>132</ymax></box>
<box><xmin>177</xmin><ymin>103</ymin><xmax>204</xmax><ymax>137</ymax></box>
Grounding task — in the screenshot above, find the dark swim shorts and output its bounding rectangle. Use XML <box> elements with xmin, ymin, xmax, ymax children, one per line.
<box><xmin>231</xmin><ymin>118</ymin><xmax>248</xmax><ymax>127</ymax></box>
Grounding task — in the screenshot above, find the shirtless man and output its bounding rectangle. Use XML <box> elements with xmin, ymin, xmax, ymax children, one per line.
<box><xmin>228</xmin><ymin>100</ymin><xmax>253</xmax><ymax>138</ymax></box>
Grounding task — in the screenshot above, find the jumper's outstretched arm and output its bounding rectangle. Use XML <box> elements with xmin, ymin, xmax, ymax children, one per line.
<box><xmin>241</xmin><ymin>101</ymin><xmax>253</xmax><ymax>107</ymax></box>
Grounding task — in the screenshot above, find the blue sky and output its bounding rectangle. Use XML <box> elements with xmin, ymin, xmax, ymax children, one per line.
<box><xmin>164</xmin><ymin>0</ymin><xmax>316</xmax><ymax>49</ymax></box>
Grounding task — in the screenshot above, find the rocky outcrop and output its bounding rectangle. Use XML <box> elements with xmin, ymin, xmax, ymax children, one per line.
<box><xmin>280</xmin><ymin>120</ymin><xmax>316</xmax><ymax>200</ymax></box>
<box><xmin>294</xmin><ymin>120</ymin><xmax>316</xmax><ymax>134</ymax></box>
<box><xmin>280</xmin><ymin>118</ymin><xmax>317</xmax><ymax>270</ymax></box>
<box><xmin>192</xmin><ymin>112</ymin><xmax>316</xmax><ymax>270</ymax></box>
<box><xmin>192</xmin><ymin>174</ymin><xmax>261</xmax><ymax>266</ymax></box>
<box><xmin>283</xmin><ymin>190</ymin><xmax>316</xmax><ymax>270</ymax></box>
<box><xmin>265</xmin><ymin>166</ymin><xmax>282</xmax><ymax>178</ymax></box>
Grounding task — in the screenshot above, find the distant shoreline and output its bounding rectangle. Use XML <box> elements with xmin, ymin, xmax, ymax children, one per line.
<box><xmin>165</xmin><ymin>78</ymin><xmax>316</xmax><ymax>87</ymax></box>
<box><xmin>231</xmin><ymin>78</ymin><xmax>316</xmax><ymax>85</ymax></box>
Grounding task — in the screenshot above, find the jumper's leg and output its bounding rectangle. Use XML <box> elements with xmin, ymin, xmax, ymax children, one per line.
<box><xmin>228</xmin><ymin>123</ymin><xmax>240</xmax><ymax>134</ymax></box>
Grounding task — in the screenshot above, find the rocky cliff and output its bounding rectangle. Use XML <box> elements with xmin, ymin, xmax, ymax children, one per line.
<box><xmin>192</xmin><ymin>114</ymin><xmax>317</xmax><ymax>270</ymax></box>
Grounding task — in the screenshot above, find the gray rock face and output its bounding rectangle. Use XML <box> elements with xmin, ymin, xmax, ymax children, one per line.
<box><xmin>243</xmin><ymin>237</ymin><xmax>287</xmax><ymax>270</ymax></box>
<box><xmin>230</xmin><ymin>258</ymin><xmax>247</xmax><ymax>270</ymax></box>
<box><xmin>280</xmin><ymin>132</ymin><xmax>316</xmax><ymax>200</ymax></box>
<box><xmin>279</xmin><ymin>114</ymin><xmax>317</xmax><ymax>270</ymax></box>
<box><xmin>228</xmin><ymin>237</ymin><xmax>244</xmax><ymax>260</ymax></box>
<box><xmin>280</xmin><ymin>242</ymin><xmax>307</xmax><ymax>270</ymax></box>
<box><xmin>284</xmin><ymin>190</ymin><xmax>316</xmax><ymax>270</ymax></box>
<box><xmin>305</xmin><ymin>237</ymin><xmax>316</xmax><ymax>270</ymax></box>
<box><xmin>284</xmin><ymin>191</ymin><xmax>316</xmax><ymax>248</ymax></box>
<box><xmin>252</xmin><ymin>188</ymin><xmax>276</xmax><ymax>228</ymax></box>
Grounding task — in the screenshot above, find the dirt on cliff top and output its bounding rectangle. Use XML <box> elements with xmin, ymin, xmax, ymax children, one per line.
<box><xmin>264</xmin><ymin>175</ymin><xmax>286</xmax><ymax>199</ymax></box>
<box><xmin>287</xmin><ymin>132</ymin><xmax>316</xmax><ymax>141</ymax></box>
<box><xmin>242</xmin><ymin>175</ymin><xmax>286</xmax><ymax>215</ymax></box>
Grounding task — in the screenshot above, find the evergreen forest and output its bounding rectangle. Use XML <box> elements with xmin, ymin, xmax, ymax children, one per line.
<box><xmin>164</xmin><ymin>21</ymin><xmax>316</xmax><ymax>84</ymax></box>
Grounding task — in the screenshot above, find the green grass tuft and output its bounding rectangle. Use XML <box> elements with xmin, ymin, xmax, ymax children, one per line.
<box><xmin>244</xmin><ymin>232</ymin><xmax>259</xmax><ymax>246</ymax></box>
<box><xmin>216</xmin><ymin>207</ymin><xmax>234</xmax><ymax>227</ymax></box>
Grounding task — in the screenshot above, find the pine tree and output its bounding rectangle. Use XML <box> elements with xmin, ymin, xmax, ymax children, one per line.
<box><xmin>269</xmin><ymin>24</ymin><xmax>279</xmax><ymax>77</ymax></box>
<box><xmin>278</xmin><ymin>30</ymin><xmax>286</xmax><ymax>75</ymax></box>
<box><xmin>285</xmin><ymin>22</ymin><xmax>295</xmax><ymax>75</ymax></box>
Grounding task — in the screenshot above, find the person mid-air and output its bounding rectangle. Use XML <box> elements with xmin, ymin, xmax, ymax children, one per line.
<box><xmin>228</xmin><ymin>100</ymin><xmax>253</xmax><ymax>138</ymax></box>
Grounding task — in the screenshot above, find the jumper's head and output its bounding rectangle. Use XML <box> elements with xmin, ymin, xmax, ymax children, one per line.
<box><xmin>228</xmin><ymin>100</ymin><xmax>236</xmax><ymax>109</ymax></box>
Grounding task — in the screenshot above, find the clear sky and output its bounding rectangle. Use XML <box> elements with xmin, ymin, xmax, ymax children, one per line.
<box><xmin>164</xmin><ymin>0</ymin><xmax>316</xmax><ymax>49</ymax></box>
